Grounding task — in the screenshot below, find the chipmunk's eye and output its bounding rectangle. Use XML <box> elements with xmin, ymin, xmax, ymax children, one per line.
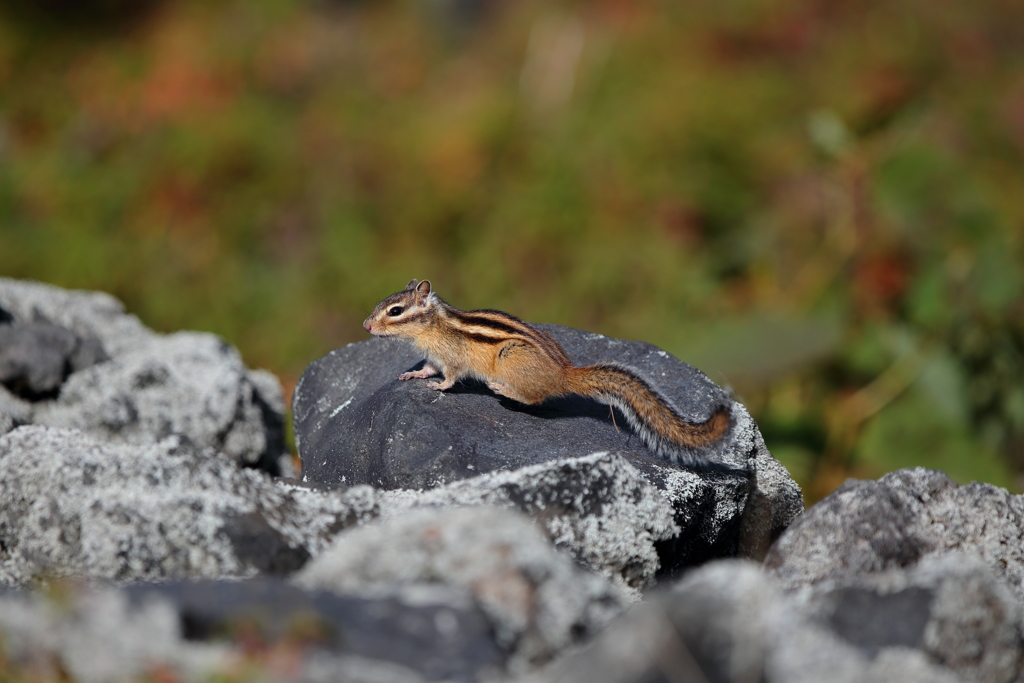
<box><xmin>387</xmin><ymin>306</ymin><xmax>404</xmax><ymax>317</ymax></box>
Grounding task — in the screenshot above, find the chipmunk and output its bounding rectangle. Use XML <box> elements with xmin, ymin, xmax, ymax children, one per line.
<box><xmin>362</xmin><ymin>279</ymin><xmax>731</xmax><ymax>462</ymax></box>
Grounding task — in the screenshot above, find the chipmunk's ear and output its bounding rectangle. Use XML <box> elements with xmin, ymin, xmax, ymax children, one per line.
<box><xmin>405</xmin><ymin>279</ymin><xmax>419</xmax><ymax>291</ymax></box>
<box><xmin>414</xmin><ymin>279</ymin><xmax>432</xmax><ymax>302</ymax></box>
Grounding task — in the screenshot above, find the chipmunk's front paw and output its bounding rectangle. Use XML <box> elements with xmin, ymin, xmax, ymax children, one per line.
<box><xmin>398</xmin><ymin>364</ymin><xmax>439</xmax><ymax>381</ymax></box>
<box><xmin>427</xmin><ymin>379</ymin><xmax>455</xmax><ymax>391</ymax></box>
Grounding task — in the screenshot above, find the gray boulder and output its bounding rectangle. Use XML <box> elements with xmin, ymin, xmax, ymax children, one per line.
<box><xmin>0</xmin><ymin>426</ymin><xmax>378</xmax><ymax>586</ymax></box>
<box><xmin>125</xmin><ymin>579</ymin><xmax>505</xmax><ymax>682</ymax></box>
<box><xmin>293</xmin><ymin>326</ymin><xmax>803</xmax><ymax>574</ymax></box>
<box><xmin>765</xmin><ymin>467</ymin><xmax>1024</xmax><ymax>603</ymax></box>
<box><xmin>296</xmin><ymin>325</ymin><xmax>738</xmax><ymax>486</ymax></box>
<box><xmin>531</xmin><ymin>560</ymin><xmax>968</xmax><ymax>683</ymax></box>
<box><xmin>294</xmin><ymin>505</ymin><xmax>629</xmax><ymax>672</ymax></box>
<box><xmin>803</xmin><ymin>553</ymin><xmax>1023</xmax><ymax>683</ymax></box>
<box><xmin>0</xmin><ymin>279</ymin><xmax>148</xmax><ymax>355</ymax></box>
<box><xmin>0</xmin><ymin>585</ymin><xmax>233</xmax><ymax>683</ymax></box>
<box><xmin>376</xmin><ymin>449</ymin><xmax>800</xmax><ymax>593</ymax></box>
<box><xmin>0</xmin><ymin>278</ymin><xmax>286</xmax><ymax>472</ymax></box>
<box><xmin>0</xmin><ymin>582</ymin><xmax>446</xmax><ymax>683</ymax></box>
<box><xmin>0</xmin><ymin>383</ymin><xmax>30</xmax><ymax>435</ymax></box>
<box><xmin>0</xmin><ymin>321</ymin><xmax>107</xmax><ymax>398</ymax></box>
<box><xmin>379</xmin><ymin>452</ymin><xmax>679</xmax><ymax>593</ymax></box>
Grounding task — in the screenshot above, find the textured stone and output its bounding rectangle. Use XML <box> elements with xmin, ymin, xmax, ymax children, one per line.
<box><xmin>0</xmin><ymin>278</ymin><xmax>149</xmax><ymax>356</ymax></box>
<box><xmin>0</xmin><ymin>322</ymin><xmax>81</xmax><ymax>397</ymax></box>
<box><xmin>532</xmin><ymin>561</ymin><xmax>963</xmax><ymax>683</ymax></box>
<box><xmin>127</xmin><ymin>579</ymin><xmax>506</xmax><ymax>682</ymax></box>
<box><xmin>32</xmin><ymin>332</ymin><xmax>286</xmax><ymax>470</ymax></box>
<box><xmin>803</xmin><ymin>553</ymin><xmax>1023</xmax><ymax>683</ymax></box>
<box><xmin>0</xmin><ymin>426</ymin><xmax>378</xmax><ymax>586</ymax></box>
<box><xmin>0</xmin><ymin>278</ymin><xmax>285</xmax><ymax>471</ymax></box>
<box><xmin>377</xmin><ymin>449</ymin><xmax>800</xmax><ymax>592</ymax></box>
<box><xmin>0</xmin><ymin>586</ymin><xmax>231</xmax><ymax>683</ymax></box>
<box><xmin>294</xmin><ymin>505</ymin><xmax>628</xmax><ymax>671</ymax></box>
<box><xmin>379</xmin><ymin>452</ymin><xmax>679</xmax><ymax>592</ymax></box>
<box><xmin>765</xmin><ymin>467</ymin><xmax>1024</xmax><ymax>602</ymax></box>
<box><xmin>0</xmin><ymin>583</ymin><xmax>441</xmax><ymax>683</ymax></box>
<box><xmin>0</xmin><ymin>385</ymin><xmax>31</xmax><ymax>436</ymax></box>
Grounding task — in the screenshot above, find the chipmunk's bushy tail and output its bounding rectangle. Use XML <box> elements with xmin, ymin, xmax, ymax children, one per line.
<box><xmin>566</xmin><ymin>362</ymin><xmax>730</xmax><ymax>461</ymax></box>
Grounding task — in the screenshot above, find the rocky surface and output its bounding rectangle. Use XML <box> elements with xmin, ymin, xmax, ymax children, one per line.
<box><xmin>803</xmin><ymin>553</ymin><xmax>1023</xmax><ymax>682</ymax></box>
<box><xmin>0</xmin><ymin>321</ymin><xmax>107</xmax><ymax>398</ymax></box>
<box><xmin>0</xmin><ymin>426</ymin><xmax>377</xmax><ymax>587</ymax></box>
<box><xmin>765</xmin><ymin>467</ymin><xmax>1024</xmax><ymax>601</ymax></box>
<box><xmin>295</xmin><ymin>506</ymin><xmax>628</xmax><ymax>671</ymax></box>
<box><xmin>0</xmin><ymin>581</ymin><xmax>470</xmax><ymax>683</ymax></box>
<box><xmin>534</xmin><ymin>558</ymin><xmax>1014</xmax><ymax>683</ymax></box>
<box><xmin>0</xmin><ymin>278</ymin><xmax>287</xmax><ymax>473</ymax></box>
<box><xmin>125</xmin><ymin>579</ymin><xmax>505</xmax><ymax>682</ymax></box>
<box><xmin>15</xmin><ymin>277</ymin><xmax>1024</xmax><ymax>682</ymax></box>
<box><xmin>533</xmin><ymin>468</ymin><xmax>1024</xmax><ymax>682</ymax></box>
<box><xmin>378</xmin><ymin>452</ymin><xmax>680</xmax><ymax>592</ymax></box>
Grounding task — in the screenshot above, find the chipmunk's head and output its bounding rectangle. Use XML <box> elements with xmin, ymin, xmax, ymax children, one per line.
<box><xmin>363</xmin><ymin>279</ymin><xmax>437</xmax><ymax>338</ymax></box>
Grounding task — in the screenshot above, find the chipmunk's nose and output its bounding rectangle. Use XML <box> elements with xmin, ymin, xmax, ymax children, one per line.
<box><xmin>363</xmin><ymin>319</ymin><xmax>373</xmax><ymax>333</ymax></box>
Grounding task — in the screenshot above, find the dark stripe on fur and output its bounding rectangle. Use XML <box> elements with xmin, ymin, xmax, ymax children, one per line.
<box><xmin>450</xmin><ymin>308</ymin><xmax>571</xmax><ymax>367</ymax></box>
<box><xmin>463</xmin><ymin>332</ymin><xmax>507</xmax><ymax>345</ymax></box>
<box><xmin>453</xmin><ymin>310</ymin><xmax>528</xmax><ymax>337</ymax></box>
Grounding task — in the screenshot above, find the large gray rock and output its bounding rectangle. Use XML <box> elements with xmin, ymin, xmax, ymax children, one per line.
<box><xmin>520</xmin><ymin>470</ymin><xmax>1024</xmax><ymax>683</ymax></box>
<box><xmin>294</xmin><ymin>506</ymin><xmax>629</xmax><ymax>672</ymax></box>
<box><xmin>296</xmin><ymin>325</ymin><xmax>738</xmax><ymax>486</ymax></box>
<box><xmin>0</xmin><ymin>278</ymin><xmax>148</xmax><ymax>356</ymax></box>
<box><xmin>0</xmin><ymin>322</ymin><xmax>107</xmax><ymax>398</ymax></box>
<box><xmin>531</xmin><ymin>560</ymin><xmax>975</xmax><ymax>683</ymax></box>
<box><xmin>124</xmin><ymin>579</ymin><xmax>505</xmax><ymax>682</ymax></box>
<box><xmin>0</xmin><ymin>582</ymin><xmax>447</xmax><ymax>683</ymax></box>
<box><xmin>0</xmin><ymin>426</ymin><xmax>378</xmax><ymax>587</ymax></box>
<box><xmin>377</xmin><ymin>449</ymin><xmax>798</xmax><ymax>593</ymax></box>
<box><xmin>293</xmin><ymin>326</ymin><xmax>803</xmax><ymax>573</ymax></box>
<box><xmin>0</xmin><ymin>278</ymin><xmax>286</xmax><ymax>472</ymax></box>
<box><xmin>802</xmin><ymin>553</ymin><xmax>1023</xmax><ymax>683</ymax></box>
<box><xmin>379</xmin><ymin>452</ymin><xmax>679</xmax><ymax>593</ymax></box>
<box><xmin>0</xmin><ymin>384</ymin><xmax>31</xmax><ymax>435</ymax></box>
<box><xmin>765</xmin><ymin>467</ymin><xmax>1024</xmax><ymax>603</ymax></box>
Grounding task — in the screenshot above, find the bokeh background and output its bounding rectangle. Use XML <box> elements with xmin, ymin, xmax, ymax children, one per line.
<box><xmin>2</xmin><ymin>0</ymin><xmax>1022</xmax><ymax>501</ymax></box>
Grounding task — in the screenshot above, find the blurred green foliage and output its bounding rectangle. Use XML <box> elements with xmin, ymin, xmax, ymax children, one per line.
<box><xmin>1</xmin><ymin>0</ymin><xmax>1023</xmax><ymax>500</ymax></box>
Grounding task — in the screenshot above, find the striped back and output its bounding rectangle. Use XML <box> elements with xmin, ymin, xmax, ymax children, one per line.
<box><xmin>446</xmin><ymin>307</ymin><xmax>573</xmax><ymax>368</ymax></box>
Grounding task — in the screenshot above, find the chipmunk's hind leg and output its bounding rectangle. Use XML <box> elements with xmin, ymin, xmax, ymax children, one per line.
<box><xmin>489</xmin><ymin>339</ymin><xmax>565</xmax><ymax>405</ymax></box>
<box><xmin>486</xmin><ymin>380</ymin><xmax>516</xmax><ymax>399</ymax></box>
<box><xmin>486</xmin><ymin>377</ymin><xmax>544</xmax><ymax>405</ymax></box>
